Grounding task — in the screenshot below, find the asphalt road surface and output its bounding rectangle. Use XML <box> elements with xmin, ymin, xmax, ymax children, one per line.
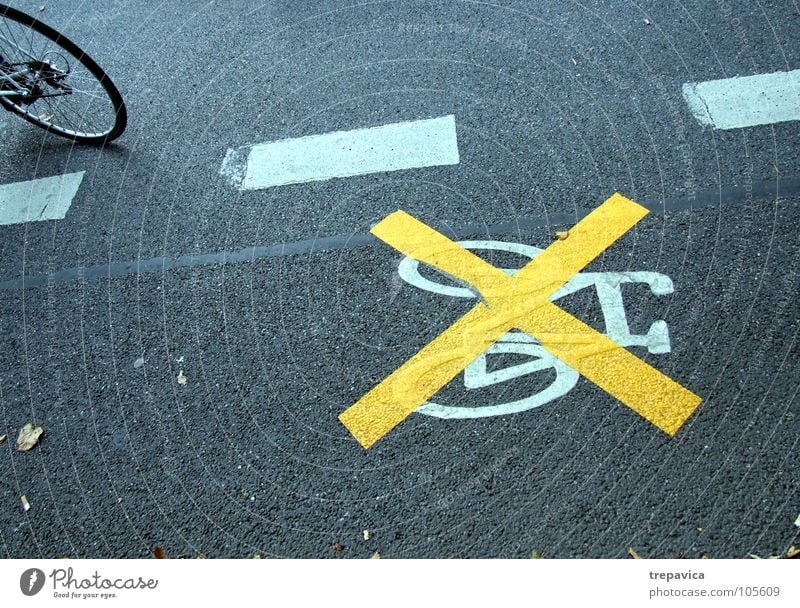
<box><xmin>0</xmin><ymin>0</ymin><xmax>798</xmax><ymax>558</ymax></box>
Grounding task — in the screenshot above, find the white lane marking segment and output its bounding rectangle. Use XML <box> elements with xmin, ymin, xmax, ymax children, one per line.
<box><xmin>682</xmin><ymin>69</ymin><xmax>800</xmax><ymax>129</ymax></box>
<box><xmin>221</xmin><ymin>115</ymin><xmax>459</xmax><ymax>190</ymax></box>
<box><xmin>0</xmin><ymin>171</ymin><xmax>85</xmax><ymax>226</ymax></box>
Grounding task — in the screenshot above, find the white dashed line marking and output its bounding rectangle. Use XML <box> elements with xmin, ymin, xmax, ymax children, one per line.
<box><xmin>682</xmin><ymin>69</ymin><xmax>800</xmax><ymax>130</ymax></box>
<box><xmin>0</xmin><ymin>171</ymin><xmax>85</xmax><ymax>226</ymax></box>
<box><xmin>221</xmin><ymin>115</ymin><xmax>459</xmax><ymax>191</ymax></box>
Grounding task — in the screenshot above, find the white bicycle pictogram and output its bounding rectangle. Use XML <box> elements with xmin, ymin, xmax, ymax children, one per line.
<box><xmin>396</xmin><ymin>240</ymin><xmax>675</xmax><ymax>419</ymax></box>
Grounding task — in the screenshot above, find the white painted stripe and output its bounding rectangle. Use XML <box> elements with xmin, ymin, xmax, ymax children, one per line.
<box><xmin>221</xmin><ymin>115</ymin><xmax>460</xmax><ymax>190</ymax></box>
<box><xmin>0</xmin><ymin>172</ymin><xmax>84</xmax><ymax>226</ymax></box>
<box><xmin>682</xmin><ymin>69</ymin><xmax>800</xmax><ymax>130</ymax></box>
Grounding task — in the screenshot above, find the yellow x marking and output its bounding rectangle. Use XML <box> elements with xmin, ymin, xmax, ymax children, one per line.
<box><xmin>339</xmin><ymin>193</ymin><xmax>702</xmax><ymax>448</ymax></box>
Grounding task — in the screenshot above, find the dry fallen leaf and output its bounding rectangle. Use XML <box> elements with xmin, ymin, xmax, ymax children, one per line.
<box><xmin>786</xmin><ymin>546</ymin><xmax>799</xmax><ymax>559</ymax></box>
<box><xmin>530</xmin><ymin>550</ymin><xmax>543</xmax><ymax>559</ymax></box>
<box><xmin>153</xmin><ymin>547</ymin><xmax>166</xmax><ymax>559</ymax></box>
<box><xmin>370</xmin><ymin>552</ymin><xmax>381</xmax><ymax>559</ymax></box>
<box><xmin>332</xmin><ymin>543</ymin><xmax>344</xmax><ymax>552</ymax></box>
<box><xmin>21</xmin><ymin>495</ymin><xmax>30</xmax><ymax>512</ymax></box>
<box><xmin>177</xmin><ymin>370</ymin><xmax>187</xmax><ymax>385</ymax></box>
<box><xmin>747</xmin><ymin>553</ymin><xmax>762</xmax><ymax>559</ymax></box>
<box><xmin>252</xmin><ymin>554</ymin><xmax>261</xmax><ymax>559</ymax></box>
<box><xmin>17</xmin><ymin>423</ymin><xmax>43</xmax><ymax>452</ymax></box>
<box><xmin>0</xmin><ymin>433</ymin><xmax>6</xmax><ymax>445</ymax></box>
<box><xmin>794</xmin><ymin>513</ymin><xmax>800</xmax><ymax>528</ymax></box>
<box><xmin>628</xmin><ymin>547</ymin><xmax>642</xmax><ymax>559</ymax></box>
<box><xmin>363</xmin><ymin>530</ymin><xmax>371</xmax><ymax>541</ymax></box>
<box><xmin>556</xmin><ymin>230</ymin><xmax>569</xmax><ymax>240</ymax></box>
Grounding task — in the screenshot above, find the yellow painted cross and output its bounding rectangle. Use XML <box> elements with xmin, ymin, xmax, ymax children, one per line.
<box><xmin>339</xmin><ymin>193</ymin><xmax>702</xmax><ymax>448</ymax></box>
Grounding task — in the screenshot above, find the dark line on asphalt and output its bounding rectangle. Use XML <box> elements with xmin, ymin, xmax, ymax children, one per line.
<box><xmin>1</xmin><ymin>175</ymin><xmax>798</xmax><ymax>291</ymax></box>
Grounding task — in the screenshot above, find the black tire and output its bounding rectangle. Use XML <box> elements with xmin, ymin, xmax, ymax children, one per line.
<box><xmin>0</xmin><ymin>3</ymin><xmax>126</xmax><ymax>143</ymax></box>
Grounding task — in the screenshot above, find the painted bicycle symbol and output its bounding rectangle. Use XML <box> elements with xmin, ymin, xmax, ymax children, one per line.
<box><xmin>397</xmin><ymin>240</ymin><xmax>675</xmax><ymax>419</ymax></box>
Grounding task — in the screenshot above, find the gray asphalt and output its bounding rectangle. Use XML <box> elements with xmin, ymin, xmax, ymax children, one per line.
<box><xmin>0</xmin><ymin>0</ymin><xmax>798</xmax><ymax>558</ymax></box>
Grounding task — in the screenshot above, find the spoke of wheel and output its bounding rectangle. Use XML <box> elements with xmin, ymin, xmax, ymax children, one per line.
<box><xmin>1</xmin><ymin>20</ymin><xmax>30</xmax><ymax>61</ymax></box>
<box><xmin>43</xmin><ymin>66</ymin><xmax>115</xmax><ymax>134</ymax></box>
<box><xmin>45</xmin><ymin>96</ymin><xmax>89</xmax><ymax>133</ymax></box>
<box><xmin>4</xmin><ymin>19</ymin><xmax>38</xmax><ymax>63</ymax></box>
<box><xmin>55</xmin><ymin>93</ymin><xmax>111</xmax><ymax>135</ymax></box>
<box><xmin>37</xmin><ymin>93</ymin><xmax>86</xmax><ymax>134</ymax></box>
<box><xmin>59</xmin><ymin>87</ymin><xmax>108</xmax><ymax>101</ymax></box>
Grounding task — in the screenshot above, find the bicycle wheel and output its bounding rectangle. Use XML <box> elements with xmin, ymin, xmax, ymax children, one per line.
<box><xmin>0</xmin><ymin>4</ymin><xmax>126</xmax><ymax>143</ymax></box>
